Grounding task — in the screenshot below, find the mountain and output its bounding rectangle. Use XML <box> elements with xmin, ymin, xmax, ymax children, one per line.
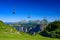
<box><xmin>0</xmin><ymin>21</ymin><xmax>60</xmax><ymax>40</ymax></box>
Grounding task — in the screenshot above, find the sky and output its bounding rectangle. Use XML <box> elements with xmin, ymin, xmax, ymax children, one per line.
<box><xmin>0</xmin><ymin>0</ymin><xmax>60</xmax><ymax>22</ymax></box>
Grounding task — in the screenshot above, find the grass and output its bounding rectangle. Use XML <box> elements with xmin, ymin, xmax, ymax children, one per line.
<box><xmin>0</xmin><ymin>21</ymin><xmax>60</xmax><ymax>40</ymax></box>
<box><xmin>0</xmin><ymin>32</ymin><xmax>60</xmax><ymax>40</ymax></box>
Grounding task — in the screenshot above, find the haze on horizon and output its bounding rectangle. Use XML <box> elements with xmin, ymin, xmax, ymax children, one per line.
<box><xmin>0</xmin><ymin>0</ymin><xmax>60</xmax><ymax>22</ymax></box>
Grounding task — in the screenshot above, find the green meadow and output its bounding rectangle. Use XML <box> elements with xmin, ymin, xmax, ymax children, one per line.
<box><xmin>0</xmin><ymin>32</ymin><xmax>60</xmax><ymax>40</ymax></box>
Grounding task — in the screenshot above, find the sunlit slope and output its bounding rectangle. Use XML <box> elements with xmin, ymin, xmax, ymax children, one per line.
<box><xmin>0</xmin><ymin>21</ymin><xmax>18</xmax><ymax>33</ymax></box>
<box><xmin>0</xmin><ymin>33</ymin><xmax>60</xmax><ymax>40</ymax></box>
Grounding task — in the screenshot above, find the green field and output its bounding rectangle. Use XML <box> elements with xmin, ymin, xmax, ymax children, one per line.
<box><xmin>0</xmin><ymin>32</ymin><xmax>60</xmax><ymax>40</ymax></box>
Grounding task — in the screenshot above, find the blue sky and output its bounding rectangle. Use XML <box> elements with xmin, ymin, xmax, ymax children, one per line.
<box><xmin>0</xmin><ymin>0</ymin><xmax>60</xmax><ymax>22</ymax></box>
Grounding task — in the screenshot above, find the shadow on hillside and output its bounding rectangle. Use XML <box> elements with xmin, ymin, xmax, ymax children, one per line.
<box><xmin>39</xmin><ymin>32</ymin><xmax>60</xmax><ymax>39</ymax></box>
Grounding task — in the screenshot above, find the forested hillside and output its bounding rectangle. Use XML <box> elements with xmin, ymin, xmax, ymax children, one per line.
<box><xmin>41</xmin><ymin>21</ymin><xmax>60</xmax><ymax>38</ymax></box>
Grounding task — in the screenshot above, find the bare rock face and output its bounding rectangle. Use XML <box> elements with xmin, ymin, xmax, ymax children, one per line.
<box><xmin>20</xmin><ymin>27</ymin><xmax>24</xmax><ymax>32</ymax></box>
<box><xmin>28</xmin><ymin>25</ymin><xmax>41</xmax><ymax>35</ymax></box>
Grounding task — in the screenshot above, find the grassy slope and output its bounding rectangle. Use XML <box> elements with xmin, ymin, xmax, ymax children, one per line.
<box><xmin>0</xmin><ymin>33</ymin><xmax>60</xmax><ymax>40</ymax></box>
<box><xmin>0</xmin><ymin>21</ymin><xmax>60</xmax><ymax>40</ymax></box>
<box><xmin>0</xmin><ymin>21</ymin><xmax>18</xmax><ymax>33</ymax></box>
